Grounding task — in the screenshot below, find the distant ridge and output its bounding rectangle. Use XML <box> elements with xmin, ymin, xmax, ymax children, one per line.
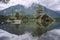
<box><xmin>0</xmin><ymin>3</ymin><xmax>60</xmax><ymax>18</ymax></box>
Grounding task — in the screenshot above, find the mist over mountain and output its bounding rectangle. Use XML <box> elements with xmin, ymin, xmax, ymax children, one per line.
<box><xmin>0</xmin><ymin>3</ymin><xmax>60</xmax><ymax>18</ymax></box>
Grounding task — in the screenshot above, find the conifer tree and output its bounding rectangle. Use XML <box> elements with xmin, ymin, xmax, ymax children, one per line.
<box><xmin>36</xmin><ymin>5</ymin><xmax>42</xmax><ymax>14</ymax></box>
<box><xmin>15</xmin><ymin>12</ymin><xmax>20</xmax><ymax>20</ymax></box>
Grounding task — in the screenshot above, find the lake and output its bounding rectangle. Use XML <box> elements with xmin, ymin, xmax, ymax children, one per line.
<box><xmin>0</xmin><ymin>18</ymin><xmax>60</xmax><ymax>36</ymax></box>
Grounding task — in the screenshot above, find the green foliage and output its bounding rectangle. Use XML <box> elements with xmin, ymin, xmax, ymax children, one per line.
<box><xmin>15</xmin><ymin>12</ymin><xmax>20</xmax><ymax>20</ymax></box>
<box><xmin>9</xmin><ymin>16</ymin><xmax>16</xmax><ymax>20</ymax></box>
<box><xmin>0</xmin><ymin>15</ymin><xmax>8</xmax><ymax>22</ymax></box>
<box><xmin>35</xmin><ymin>27</ymin><xmax>43</xmax><ymax>36</ymax></box>
<box><xmin>32</xmin><ymin>26</ymin><xmax>43</xmax><ymax>36</ymax></box>
<box><xmin>36</xmin><ymin>5</ymin><xmax>42</xmax><ymax>13</ymax></box>
<box><xmin>15</xmin><ymin>12</ymin><xmax>28</xmax><ymax>23</ymax></box>
<box><xmin>32</xmin><ymin>26</ymin><xmax>47</xmax><ymax>36</ymax></box>
<box><xmin>44</xmin><ymin>7</ymin><xmax>47</xmax><ymax>12</ymax></box>
<box><xmin>41</xmin><ymin>14</ymin><xmax>54</xmax><ymax>27</ymax></box>
<box><xmin>15</xmin><ymin>24</ymin><xmax>20</xmax><ymax>29</ymax></box>
<box><xmin>22</xmin><ymin>16</ymin><xmax>28</xmax><ymax>23</ymax></box>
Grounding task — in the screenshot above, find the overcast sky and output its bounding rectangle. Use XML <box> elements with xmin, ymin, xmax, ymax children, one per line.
<box><xmin>0</xmin><ymin>0</ymin><xmax>60</xmax><ymax>11</ymax></box>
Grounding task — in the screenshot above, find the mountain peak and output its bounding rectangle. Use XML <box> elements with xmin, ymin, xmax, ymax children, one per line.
<box><xmin>0</xmin><ymin>4</ymin><xmax>60</xmax><ymax>18</ymax></box>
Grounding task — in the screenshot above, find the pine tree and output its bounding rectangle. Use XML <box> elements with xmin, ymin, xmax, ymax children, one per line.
<box><xmin>15</xmin><ymin>12</ymin><xmax>20</xmax><ymax>20</ymax></box>
<box><xmin>33</xmin><ymin>4</ymin><xmax>42</xmax><ymax>18</ymax></box>
<box><xmin>36</xmin><ymin>5</ymin><xmax>42</xmax><ymax>14</ymax></box>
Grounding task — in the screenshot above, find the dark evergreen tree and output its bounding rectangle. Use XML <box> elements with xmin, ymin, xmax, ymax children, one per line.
<box><xmin>15</xmin><ymin>12</ymin><xmax>20</xmax><ymax>20</ymax></box>
<box><xmin>36</xmin><ymin>5</ymin><xmax>42</xmax><ymax>14</ymax></box>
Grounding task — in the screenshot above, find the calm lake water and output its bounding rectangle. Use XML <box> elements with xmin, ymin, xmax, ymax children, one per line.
<box><xmin>0</xmin><ymin>19</ymin><xmax>60</xmax><ymax>35</ymax></box>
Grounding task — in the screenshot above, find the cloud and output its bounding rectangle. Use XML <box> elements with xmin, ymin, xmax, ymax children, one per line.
<box><xmin>39</xmin><ymin>0</ymin><xmax>60</xmax><ymax>11</ymax></box>
<box><xmin>0</xmin><ymin>0</ymin><xmax>18</xmax><ymax>10</ymax></box>
<box><xmin>40</xmin><ymin>29</ymin><xmax>60</xmax><ymax>40</ymax></box>
<box><xmin>0</xmin><ymin>0</ymin><xmax>60</xmax><ymax>11</ymax></box>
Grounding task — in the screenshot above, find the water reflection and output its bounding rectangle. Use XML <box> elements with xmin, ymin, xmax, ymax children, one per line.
<box><xmin>0</xmin><ymin>36</ymin><xmax>10</xmax><ymax>40</ymax></box>
<box><xmin>0</xmin><ymin>19</ymin><xmax>60</xmax><ymax>36</ymax></box>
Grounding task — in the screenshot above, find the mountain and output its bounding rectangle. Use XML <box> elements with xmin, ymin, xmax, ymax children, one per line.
<box><xmin>29</xmin><ymin>3</ymin><xmax>60</xmax><ymax>18</ymax></box>
<box><xmin>0</xmin><ymin>4</ymin><xmax>37</xmax><ymax>16</ymax></box>
<box><xmin>44</xmin><ymin>7</ymin><xmax>60</xmax><ymax>18</ymax></box>
<box><xmin>0</xmin><ymin>4</ymin><xmax>25</xmax><ymax>15</ymax></box>
<box><xmin>0</xmin><ymin>3</ymin><xmax>60</xmax><ymax>18</ymax></box>
<box><xmin>28</xmin><ymin>3</ymin><xmax>60</xmax><ymax>18</ymax></box>
<box><xmin>55</xmin><ymin>11</ymin><xmax>60</xmax><ymax>15</ymax></box>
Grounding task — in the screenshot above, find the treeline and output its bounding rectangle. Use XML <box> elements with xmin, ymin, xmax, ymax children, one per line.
<box><xmin>0</xmin><ymin>15</ymin><xmax>9</xmax><ymax>22</ymax></box>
